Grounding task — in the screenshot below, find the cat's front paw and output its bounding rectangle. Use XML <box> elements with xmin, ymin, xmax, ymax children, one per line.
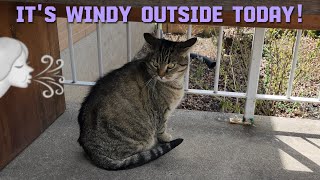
<box><xmin>158</xmin><ymin>132</ymin><xmax>172</xmax><ymax>143</ymax></box>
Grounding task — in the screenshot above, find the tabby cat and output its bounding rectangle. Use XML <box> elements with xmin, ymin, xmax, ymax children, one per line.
<box><xmin>78</xmin><ymin>33</ymin><xmax>197</xmax><ymax>170</ymax></box>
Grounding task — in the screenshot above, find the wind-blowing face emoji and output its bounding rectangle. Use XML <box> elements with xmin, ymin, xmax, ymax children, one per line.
<box><xmin>0</xmin><ymin>37</ymin><xmax>33</xmax><ymax>98</ymax></box>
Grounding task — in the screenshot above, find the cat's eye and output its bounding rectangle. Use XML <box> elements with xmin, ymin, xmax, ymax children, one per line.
<box><xmin>151</xmin><ymin>61</ymin><xmax>159</xmax><ymax>68</ymax></box>
<box><xmin>167</xmin><ymin>63</ymin><xmax>176</xmax><ymax>69</ymax></box>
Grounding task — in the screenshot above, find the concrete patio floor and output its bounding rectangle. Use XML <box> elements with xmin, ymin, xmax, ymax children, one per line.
<box><xmin>1</xmin><ymin>85</ymin><xmax>320</xmax><ymax>180</ymax></box>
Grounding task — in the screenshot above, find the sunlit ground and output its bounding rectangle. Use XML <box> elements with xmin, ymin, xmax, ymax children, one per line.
<box><xmin>270</xmin><ymin>117</ymin><xmax>320</xmax><ymax>173</ymax></box>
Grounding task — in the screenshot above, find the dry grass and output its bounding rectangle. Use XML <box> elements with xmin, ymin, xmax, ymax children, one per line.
<box><xmin>163</xmin><ymin>25</ymin><xmax>320</xmax><ymax>119</ymax></box>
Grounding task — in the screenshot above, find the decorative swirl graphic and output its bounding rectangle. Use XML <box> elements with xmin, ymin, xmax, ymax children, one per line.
<box><xmin>33</xmin><ymin>79</ymin><xmax>55</xmax><ymax>98</ymax></box>
<box><xmin>33</xmin><ymin>55</ymin><xmax>65</xmax><ymax>98</ymax></box>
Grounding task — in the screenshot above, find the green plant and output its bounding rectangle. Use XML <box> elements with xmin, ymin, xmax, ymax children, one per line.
<box><xmin>257</xmin><ymin>29</ymin><xmax>320</xmax><ymax>116</ymax></box>
<box><xmin>219</xmin><ymin>28</ymin><xmax>320</xmax><ymax>117</ymax></box>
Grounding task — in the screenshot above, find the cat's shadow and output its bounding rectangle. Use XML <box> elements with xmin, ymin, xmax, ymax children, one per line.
<box><xmin>76</xmin><ymin>150</ymin><xmax>102</xmax><ymax>169</ymax></box>
<box><xmin>79</xmin><ymin>151</ymin><xmax>90</xmax><ymax>161</ymax></box>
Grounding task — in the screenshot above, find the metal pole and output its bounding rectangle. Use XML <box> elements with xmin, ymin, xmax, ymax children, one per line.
<box><xmin>67</xmin><ymin>23</ymin><xmax>77</xmax><ymax>83</ymax></box>
<box><xmin>156</xmin><ymin>23</ymin><xmax>163</xmax><ymax>38</ymax></box>
<box><xmin>96</xmin><ymin>21</ymin><xmax>104</xmax><ymax>77</ymax></box>
<box><xmin>214</xmin><ymin>26</ymin><xmax>224</xmax><ymax>93</ymax></box>
<box><xmin>286</xmin><ymin>30</ymin><xmax>302</xmax><ymax>98</ymax></box>
<box><xmin>318</xmin><ymin>85</ymin><xmax>320</xmax><ymax>100</ymax></box>
<box><xmin>184</xmin><ymin>24</ymin><xmax>192</xmax><ymax>90</ymax></box>
<box><xmin>243</xmin><ymin>28</ymin><xmax>266</xmax><ymax>123</ymax></box>
<box><xmin>126</xmin><ymin>22</ymin><xmax>132</xmax><ymax>62</ymax></box>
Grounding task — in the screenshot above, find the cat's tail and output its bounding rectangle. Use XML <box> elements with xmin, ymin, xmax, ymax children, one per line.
<box><xmin>86</xmin><ymin>138</ymin><xmax>183</xmax><ymax>170</ymax></box>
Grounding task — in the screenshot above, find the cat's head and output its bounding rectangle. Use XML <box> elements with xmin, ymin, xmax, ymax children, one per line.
<box><xmin>144</xmin><ymin>33</ymin><xmax>197</xmax><ymax>82</ymax></box>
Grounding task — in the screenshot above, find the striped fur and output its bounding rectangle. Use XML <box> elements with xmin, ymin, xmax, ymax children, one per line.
<box><xmin>82</xmin><ymin>138</ymin><xmax>183</xmax><ymax>170</ymax></box>
<box><xmin>78</xmin><ymin>33</ymin><xmax>197</xmax><ymax>170</ymax></box>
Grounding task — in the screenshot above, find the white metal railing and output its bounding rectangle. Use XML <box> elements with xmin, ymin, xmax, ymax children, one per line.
<box><xmin>66</xmin><ymin>23</ymin><xmax>77</xmax><ymax>83</ymax></box>
<box><xmin>126</xmin><ymin>22</ymin><xmax>132</xmax><ymax>62</ymax></box>
<box><xmin>286</xmin><ymin>30</ymin><xmax>302</xmax><ymax>99</ymax></box>
<box><xmin>214</xmin><ymin>26</ymin><xmax>224</xmax><ymax>93</ymax></box>
<box><xmin>243</xmin><ymin>28</ymin><xmax>265</xmax><ymax>121</ymax></box>
<box><xmin>184</xmin><ymin>24</ymin><xmax>192</xmax><ymax>90</ymax></box>
<box><xmin>97</xmin><ymin>21</ymin><xmax>104</xmax><ymax>77</ymax></box>
<box><xmin>63</xmin><ymin>22</ymin><xmax>320</xmax><ymax>122</ymax></box>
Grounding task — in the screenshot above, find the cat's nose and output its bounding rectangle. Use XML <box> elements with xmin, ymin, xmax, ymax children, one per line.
<box><xmin>158</xmin><ymin>72</ymin><xmax>165</xmax><ymax>78</ymax></box>
<box><xmin>158</xmin><ymin>69</ymin><xmax>166</xmax><ymax>77</ymax></box>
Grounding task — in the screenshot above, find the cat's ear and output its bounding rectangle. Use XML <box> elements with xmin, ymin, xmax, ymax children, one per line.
<box><xmin>177</xmin><ymin>38</ymin><xmax>197</xmax><ymax>57</ymax></box>
<box><xmin>144</xmin><ymin>33</ymin><xmax>161</xmax><ymax>47</ymax></box>
<box><xmin>178</xmin><ymin>38</ymin><xmax>197</xmax><ymax>49</ymax></box>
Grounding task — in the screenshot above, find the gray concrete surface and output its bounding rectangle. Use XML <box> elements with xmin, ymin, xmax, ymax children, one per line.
<box><xmin>1</xmin><ymin>86</ymin><xmax>320</xmax><ymax>179</ymax></box>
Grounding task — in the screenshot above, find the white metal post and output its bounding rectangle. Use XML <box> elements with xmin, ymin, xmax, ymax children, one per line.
<box><xmin>286</xmin><ymin>30</ymin><xmax>302</xmax><ymax>98</ymax></box>
<box><xmin>243</xmin><ymin>28</ymin><xmax>266</xmax><ymax>123</ymax></box>
<box><xmin>184</xmin><ymin>24</ymin><xmax>192</xmax><ymax>90</ymax></box>
<box><xmin>318</xmin><ymin>84</ymin><xmax>320</xmax><ymax>100</ymax></box>
<box><xmin>96</xmin><ymin>21</ymin><xmax>104</xmax><ymax>77</ymax></box>
<box><xmin>67</xmin><ymin>23</ymin><xmax>77</xmax><ymax>83</ymax></box>
<box><xmin>156</xmin><ymin>23</ymin><xmax>163</xmax><ymax>38</ymax></box>
<box><xmin>214</xmin><ymin>26</ymin><xmax>224</xmax><ymax>93</ymax></box>
<box><xmin>126</xmin><ymin>22</ymin><xmax>132</xmax><ymax>62</ymax></box>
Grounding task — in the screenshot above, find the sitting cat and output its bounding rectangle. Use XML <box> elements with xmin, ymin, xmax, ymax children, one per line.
<box><xmin>78</xmin><ymin>33</ymin><xmax>197</xmax><ymax>170</ymax></box>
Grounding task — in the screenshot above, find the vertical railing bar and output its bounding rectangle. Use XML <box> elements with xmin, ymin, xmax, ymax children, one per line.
<box><xmin>156</xmin><ymin>23</ymin><xmax>163</xmax><ymax>38</ymax></box>
<box><xmin>286</xmin><ymin>29</ymin><xmax>302</xmax><ymax>98</ymax></box>
<box><xmin>243</xmin><ymin>28</ymin><xmax>266</xmax><ymax>123</ymax></box>
<box><xmin>214</xmin><ymin>26</ymin><xmax>224</xmax><ymax>93</ymax></box>
<box><xmin>126</xmin><ymin>22</ymin><xmax>132</xmax><ymax>62</ymax></box>
<box><xmin>67</xmin><ymin>22</ymin><xmax>77</xmax><ymax>83</ymax></box>
<box><xmin>96</xmin><ymin>21</ymin><xmax>104</xmax><ymax>77</ymax></box>
<box><xmin>160</xmin><ymin>23</ymin><xmax>163</xmax><ymax>38</ymax></box>
<box><xmin>318</xmin><ymin>85</ymin><xmax>320</xmax><ymax>100</ymax></box>
<box><xmin>184</xmin><ymin>24</ymin><xmax>192</xmax><ymax>90</ymax></box>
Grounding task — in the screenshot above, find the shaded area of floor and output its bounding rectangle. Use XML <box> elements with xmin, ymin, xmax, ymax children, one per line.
<box><xmin>1</xmin><ymin>86</ymin><xmax>320</xmax><ymax>179</ymax></box>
